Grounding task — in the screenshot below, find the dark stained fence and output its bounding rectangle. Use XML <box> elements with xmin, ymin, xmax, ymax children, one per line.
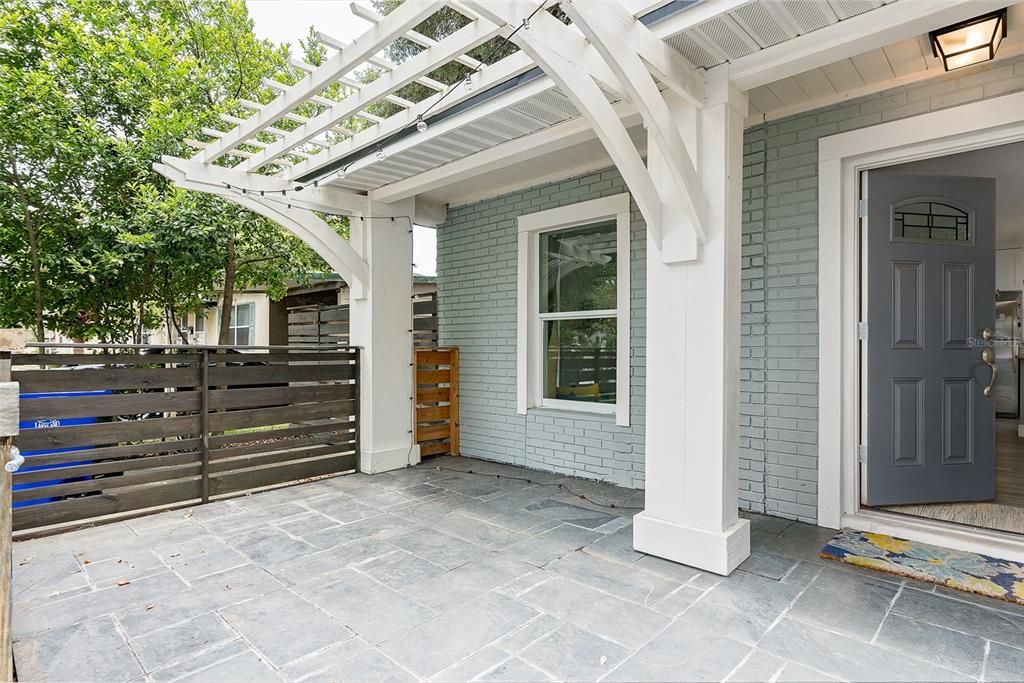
<box><xmin>10</xmin><ymin>345</ymin><xmax>359</xmax><ymax>533</ymax></box>
<box><xmin>288</xmin><ymin>291</ymin><xmax>438</xmax><ymax>350</ymax></box>
<box><xmin>414</xmin><ymin>348</ymin><xmax>459</xmax><ymax>458</ymax></box>
<box><xmin>412</xmin><ymin>292</ymin><xmax>438</xmax><ymax>349</ymax></box>
<box><xmin>288</xmin><ymin>304</ymin><xmax>350</xmax><ymax>348</ymax></box>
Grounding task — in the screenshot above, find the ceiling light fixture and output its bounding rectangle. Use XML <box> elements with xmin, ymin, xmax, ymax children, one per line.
<box><xmin>929</xmin><ymin>8</ymin><xmax>1007</xmax><ymax>72</ymax></box>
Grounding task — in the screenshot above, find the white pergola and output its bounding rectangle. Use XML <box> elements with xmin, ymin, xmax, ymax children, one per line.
<box><xmin>157</xmin><ymin>0</ymin><xmax>1009</xmax><ymax>574</ymax></box>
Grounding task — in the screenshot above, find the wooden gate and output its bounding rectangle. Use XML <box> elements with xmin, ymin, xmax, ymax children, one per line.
<box><xmin>414</xmin><ymin>348</ymin><xmax>459</xmax><ymax>458</ymax></box>
<box><xmin>10</xmin><ymin>344</ymin><xmax>359</xmax><ymax>533</ymax></box>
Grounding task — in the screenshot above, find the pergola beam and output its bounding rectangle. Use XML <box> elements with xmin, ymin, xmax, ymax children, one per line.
<box><xmin>245</xmin><ymin>18</ymin><xmax>506</xmax><ymax>172</ymax></box>
<box><xmin>349</xmin><ymin>3</ymin><xmax>485</xmax><ymax>71</ymax></box>
<box><xmin>196</xmin><ymin>0</ymin><xmax>437</xmax><ymax>164</ymax></box>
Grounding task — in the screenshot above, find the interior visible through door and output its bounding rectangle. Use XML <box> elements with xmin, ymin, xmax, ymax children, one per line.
<box><xmin>862</xmin><ymin>141</ymin><xmax>1024</xmax><ymax>535</ymax></box>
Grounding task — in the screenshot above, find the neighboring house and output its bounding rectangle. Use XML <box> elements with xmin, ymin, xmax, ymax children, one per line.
<box><xmin>158</xmin><ymin>0</ymin><xmax>1024</xmax><ymax>574</ymax></box>
<box><xmin>148</xmin><ymin>275</ymin><xmax>437</xmax><ymax>347</ymax></box>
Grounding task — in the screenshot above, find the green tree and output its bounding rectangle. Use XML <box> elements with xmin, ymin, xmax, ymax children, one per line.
<box><xmin>0</xmin><ymin>0</ymin><xmax>336</xmax><ymax>344</ymax></box>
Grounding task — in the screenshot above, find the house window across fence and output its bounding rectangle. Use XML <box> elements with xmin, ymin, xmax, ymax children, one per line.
<box><xmin>516</xmin><ymin>193</ymin><xmax>631</xmax><ymax>426</ymax></box>
<box><xmin>228</xmin><ymin>302</ymin><xmax>255</xmax><ymax>346</ymax></box>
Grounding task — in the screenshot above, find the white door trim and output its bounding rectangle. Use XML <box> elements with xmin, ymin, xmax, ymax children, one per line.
<box><xmin>818</xmin><ymin>90</ymin><xmax>1024</xmax><ymax>561</ymax></box>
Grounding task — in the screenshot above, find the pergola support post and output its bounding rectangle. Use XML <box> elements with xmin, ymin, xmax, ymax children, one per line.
<box><xmin>633</xmin><ymin>66</ymin><xmax>750</xmax><ymax>575</ymax></box>
<box><xmin>349</xmin><ymin>197</ymin><xmax>419</xmax><ymax>473</ymax></box>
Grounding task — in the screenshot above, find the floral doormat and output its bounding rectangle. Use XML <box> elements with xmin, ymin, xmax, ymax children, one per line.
<box><xmin>821</xmin><ymin>528</ymin><xmax>1024</xmax><ymax>606</ymax></box>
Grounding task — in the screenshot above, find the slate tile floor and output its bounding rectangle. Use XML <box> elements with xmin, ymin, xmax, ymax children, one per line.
<box><xmin>12</xmin><ymin>456</ymin><xmax>1024</xmax><ymax>682</ymax></box>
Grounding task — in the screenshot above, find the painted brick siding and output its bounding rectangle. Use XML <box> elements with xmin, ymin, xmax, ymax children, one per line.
<box><xmin>437</xmin><ymin>169</ymin><xmax>647</xmax><ymax>488</ymax></box>
<box><xmin>437</xmin><ymin>55</ymin><xmax>1024</xmax><ymax>518</ymax></box>
<box><xmin>739</xmin><ymin>55</ymin><xmax>1024</xmax><ymax>523</ymax></box>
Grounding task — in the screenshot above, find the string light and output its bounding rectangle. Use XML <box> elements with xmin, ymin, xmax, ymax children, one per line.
<box><xmin>375</xmin><ymin>146</ymin><xmax>386</xmax><ymax>161</ymax></box>
<box><xmin>416</xmin><ymin>114</ymin><xmax>428</xmax><ymax>133</ymax></box>
<box><xmin>463</xmin><ymin>75</ymin><xmax>474</xmax><ymax>92</ymax></box>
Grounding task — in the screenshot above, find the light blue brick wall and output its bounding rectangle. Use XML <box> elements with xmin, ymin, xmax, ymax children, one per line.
<box><xmin>437</xmin><ymin>169</ymin><xmax>647</xmax><ymax>488</ymax></box>
<box><xmin>739</xmin><ymin>55</ymin><xmax>1024</xmax><ymax>523</ymax></box>
<box><xmin>438</xmin><ymin>54</ymin><xmax>1024</xmax><ymax>519</ymax></box>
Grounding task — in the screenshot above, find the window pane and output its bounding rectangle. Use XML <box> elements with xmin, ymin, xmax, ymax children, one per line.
<box><xmin>234</xmin><ymin>327</ymin><xmax>250</xmax><ymax>346</ymax></box>
<box><xmin>540</xmin><ymin>220</ymin><xmax>617</xmax><ymax>313</ymax></box>
<box><xmin>544</xmin><ymin>317</ymin><xmax>616</xmax><ymax>404</ymax></box>
<box><xmin>893</xmin><ymin>201</ymin><xmax>970</xmax><ymax>242</ymax></box>
<box><xmin>233</xmin><ymin>303</ymin><xmax>253</xmax><ymax>327</ymax></box>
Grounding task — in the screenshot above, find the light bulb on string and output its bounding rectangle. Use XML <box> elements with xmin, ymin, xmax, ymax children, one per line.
<box><xmin>416</xmin><ymin>115</ymin><xmax>428</xmax><ymax>133</ymax></box>
<box><xmin>463</xmin><ymin>75</ymin><xmax>474</xmax><ymax>92</ymax></box>
<box><xmin>376</xmin><ymin>146</ymin><xmax>386</xmax><ymax>161</ymax></box>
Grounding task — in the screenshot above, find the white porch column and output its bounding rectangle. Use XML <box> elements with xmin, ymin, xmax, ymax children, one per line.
<box><xmin>349</xmin><ymin>197</ymin><xmax>420</xmax><ymax>474</ymax></box>
<box><xmin>633</xmin><ymin>66</ymin><xmax>750</xmax><ymax>575</ymax></box>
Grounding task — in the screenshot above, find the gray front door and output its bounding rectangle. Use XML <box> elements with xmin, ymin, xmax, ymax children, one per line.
<box><xmin>865</xmin><ymin>171</ymin><xmax>997</xmax><ymax>506</ymax></box>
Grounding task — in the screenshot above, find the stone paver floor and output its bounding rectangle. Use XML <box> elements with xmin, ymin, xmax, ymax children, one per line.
<box><xmin>11</xmin><ymin>456</ymin><xmax>1024</xmax><ymax>682</ymax></box>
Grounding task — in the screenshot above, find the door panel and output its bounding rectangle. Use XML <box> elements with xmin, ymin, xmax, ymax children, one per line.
<box><xmin>865</xmin><ymin>171</ymin><xmax>996</xmax><ymax>506</ymax></box>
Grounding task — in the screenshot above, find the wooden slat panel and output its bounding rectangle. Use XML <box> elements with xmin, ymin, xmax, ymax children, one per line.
<box><xmin>210</xmin><ymin>453</ymin><xmax>356</xmax><ymax>497</ymax></box>
<box><xmin>12</xmin><ymin>353</ymin><xmax>202</xmax><ymax>367</ymax></box>
<box><xmin>416</xmin><ymin>369</ymin><xmax>450</xmax><ymax>384</ymax></box>
<box><xmin>209</xmin><ymin>399</ymin><xmax>355</xmax><ymax>432</ymax></box>
<box><xmin>416</xmin><ymin>386</ymin><xmax>450</xmax><ymax>402</ymax></box>
<box><xmin>13</xmin><ymin>479</ymin><xmax>202</xmax><ymax>531</ymax></box>
<box><xmin>207</xmin><ymin>363</ymin><xmax>355</xmax><ymax>386</ymax></box>
<box><xmin>416</xmin><ymin>351</ymin><xmax>451</xmax><ymax>365</ymax></box>
<box><xmin>20</xmin><ymin>391</ymin><xmax>200</xmax><ymax>420</ymax></box>
<box><xmin>416</xmin><ymin>405</ymin><xmax>450</xmax><ymax>421</ymax></box>
<box><xmin>14</xmin><ymin>366</ymin><xmax>199</xmax><ymax>393</ymax></box>
<box><xmin>419</xmin><ymin>441</ymin><xmax>451</xmax><ymax>456</ymax></box>
<box><xmin>416</xmin><ymin>423</ymin><xmax>451</xmax><ymax>441</ymax></box>
<box><xmin>15</xmin><ymin>414</ymin><xmax>200</xmax><ymax>452</ymax></box>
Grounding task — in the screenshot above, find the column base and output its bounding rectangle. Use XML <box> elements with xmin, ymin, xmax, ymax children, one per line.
<box><xmin>633</xmin><ymin>511</ymin><xmax>750</xmax><ymax>576</ymax></box>
<box><xmin>359</xmin><ymin>444</ymin><xmax>421</xmax><ymax>474</ymax></box>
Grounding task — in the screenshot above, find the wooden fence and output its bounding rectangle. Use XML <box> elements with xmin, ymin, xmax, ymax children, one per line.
<box><xmin>9</xmin><ymin>345</ymin><xmax>359</xmax><ymax>533</ymax></box>
<box><xmin>287</xmin><ymin>291</ymin><xmax>438</xmax><ymax>350</ymax></box>
<box><xmin>414</xmin><ymin>348</ymin><xmax>459</xmax><ymax>457</ymax></box>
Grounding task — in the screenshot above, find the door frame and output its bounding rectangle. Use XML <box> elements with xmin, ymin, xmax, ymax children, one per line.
<box><xmin>818</xmin><ymin>90</ymin><xmax>1024</xmax><ymax>561</ymax></box>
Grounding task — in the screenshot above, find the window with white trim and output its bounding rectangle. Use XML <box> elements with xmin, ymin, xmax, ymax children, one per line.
<box><xmin>227</xmin><ymin>302</ymin><xmax>255</xmax><ymax>346</ymax></box>
<box><xmin>517</xmin><ymin>194</ymin><xmax>631</xmax><ymax>426</ymax></box>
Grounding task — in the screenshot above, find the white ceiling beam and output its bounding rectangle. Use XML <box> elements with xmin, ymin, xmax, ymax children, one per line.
<box><xmin>562</xmin><ymin>0</ymin><xmax>706</xmax><ymax>243</ymax></box>
<box><xmin>314</xmin><ymin>30</ymin><xmax>448</xmax><ymax>93</ymax></box>
<box><xmin>647</xmin><ymin>0</ymin><xmax>746</xmax><ymax>40</ymax></box>
<box><xmin>565</xmin><ymin>0</ymin><xmax>704</xmax><ymax>107</ymax></box>
<box><xmin>196</xmin><ymin>1</ymin><xmax>437</xmax><ymax>164</ymax></box>
<box><xmin>729</xmin><ymin>0</ymin><xmax>1012</xmax><ymax>91</ymax></box>
<box><xmin>371</xmin><ymin>101</ymin><xmax>642</xmax><ymax>203</ymax></box>
<box><xmin>464</xmin><ymin>1</ymin><xmax>663</xmax><ymax>245</ymax></box>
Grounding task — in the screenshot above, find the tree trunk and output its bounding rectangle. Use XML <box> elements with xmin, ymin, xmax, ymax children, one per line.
<box><xmin>24</xmin><ymin>208</ymin><xmax>44</xmax><ymax>344</ymax></box>
<box><xmin>218</xmin><ymin>238</ymin><xmax>237</xmax><ymax>346</ymax></box>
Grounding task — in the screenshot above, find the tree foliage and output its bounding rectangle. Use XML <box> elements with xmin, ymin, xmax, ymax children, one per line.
<box><xmin>0</xmin><ymin>0</ymin><xmax>330</xmax><ymax>344</ymax></box>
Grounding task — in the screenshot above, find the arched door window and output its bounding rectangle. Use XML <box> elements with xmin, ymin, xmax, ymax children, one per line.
<box><xmin>892</xmin><ymin>200</ymin><xmax>971</xmax><ymax>243</ymax></box>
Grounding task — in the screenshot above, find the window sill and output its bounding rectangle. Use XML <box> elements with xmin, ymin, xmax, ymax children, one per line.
<box><xmin>527</xmin><ymin>406</ymin><xmax>617</xmax><ymax>423</ymax></box>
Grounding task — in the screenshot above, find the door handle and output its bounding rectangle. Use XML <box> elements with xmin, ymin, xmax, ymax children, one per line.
<box><xmin>982</xmin><ymin>347</ymin><xmax>998</xmax><ymax>397</ymax></box>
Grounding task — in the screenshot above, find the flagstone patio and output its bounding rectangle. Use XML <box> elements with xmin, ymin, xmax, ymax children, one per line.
<box><xmin>11</xmin><ymin>457</ymin><xmax>1024</xmax><ymax>682</ymax></box>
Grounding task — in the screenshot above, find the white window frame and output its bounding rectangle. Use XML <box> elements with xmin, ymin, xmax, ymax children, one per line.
<box><xmin>227</xmin><ymin>302</ymin><xmax>256</xmax><ymax>347</ymax></box>
<box><xmin>517</xmin><ymin>193</ymin><xmax>631</xmax><ymax>426</ymax></box>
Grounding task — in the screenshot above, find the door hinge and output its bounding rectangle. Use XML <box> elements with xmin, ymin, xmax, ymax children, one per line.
<box><xmin>858</xmin><ymin>199</ymin><xmax>868</xmax><ymax>218</ymax></box>
<box><xmin>858</xmin><ymin>444</ymin><xmax>867</xmax><ymax>463</ymax></box>
<box><xmin>858</xmin><ymin>321</ymin><xmax>869</xmax><ymax>340</ymax></box>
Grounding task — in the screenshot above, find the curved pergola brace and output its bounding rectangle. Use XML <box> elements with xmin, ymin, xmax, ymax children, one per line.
<box><xmin>561</xmin><ymin>0</ymin><xmax>708</xmax><ymax>243</ymax></box>
<box><xmin>154</xmin><ymin>158</ymin><xmax>370</xmax><ymax>297</ymax></box>
<box><xmin>463</xmin><ymin>2</ymin><xmax>665</xmax><ymax>247</ymax></box>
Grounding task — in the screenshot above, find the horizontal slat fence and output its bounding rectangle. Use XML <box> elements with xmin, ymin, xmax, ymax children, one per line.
<box><xmin>414</xmin><ymin>348</ymin><xmax>459</xmax><ymax>458</ymax></box>
<box><xmin>288</xmin><ymin>291</ymin><xmax>438</xmax><ymax>350</ymax></box>
<box><xmin>10</xmin><ymin>345</ymin><xmax>359</xmax><ymax>532</ymax></box>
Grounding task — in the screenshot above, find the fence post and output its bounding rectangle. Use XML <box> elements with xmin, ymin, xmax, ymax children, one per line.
<box><xmin>0</xmin><ymin>329</ymin><xmax>26</xmax><ymax>681</ymax></box>
<box><xmin>200</xmin><ymin>348</ymin><xmax>210</xmax><ymax>503</ymax></box>
<box><xmin>353</xmin><ymin>347</ymin><xmax>361</xmax><ymax>473</ymax></box>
